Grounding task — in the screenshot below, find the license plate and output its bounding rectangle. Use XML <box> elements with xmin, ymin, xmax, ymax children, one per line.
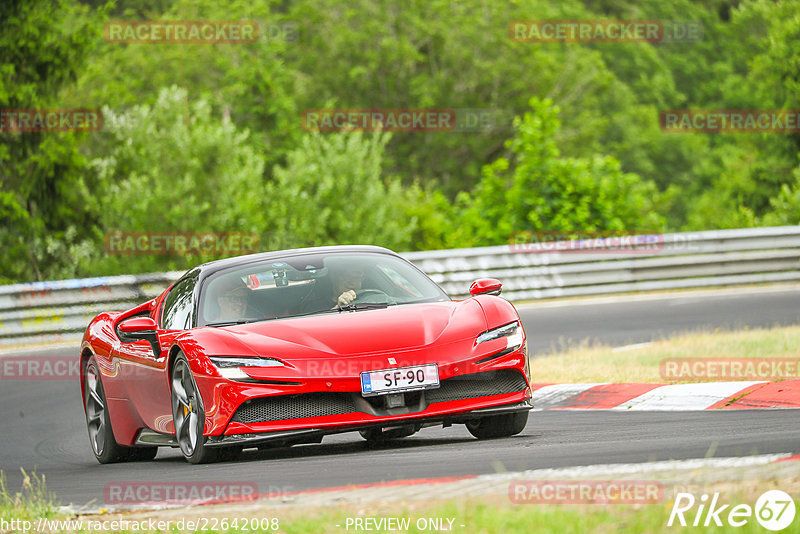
<box><xmin>360</xmin><ymin>364</ymin><xmax>439</xmax><ymax>396</ymax></box>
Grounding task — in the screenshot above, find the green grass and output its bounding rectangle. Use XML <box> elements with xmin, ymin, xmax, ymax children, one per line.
<box><xmin>0</xmin><ymin>469</ymin><xmax>59</xmax><ymax>522</ymax></box>
<box><xmin>268</xmin><ymin>499</ymin><xmax>796</xmax><ymax>534</ymax></box>
<box><xmin>68</xmin><ymin>496</ymin><xmax>799</xmax><ymax>533</ymax></box>
<box><xmin>530</xmin><ymin>324</ymin><xmax>800</xmax><ymax>383</ymax></box>
<box><xmin>3</xmin><ymin>465</ymin><xmax>798</xmax><ymax>533</ymax></box>
<box><xmin>274</xmin><ymin>501</ymin><xmax>647</xmax><ymax>534</ymax></box>
<box><xmin>76</xmin><ymin>474</ymin><xmax>800</xmax><ymax>533</ymax></box>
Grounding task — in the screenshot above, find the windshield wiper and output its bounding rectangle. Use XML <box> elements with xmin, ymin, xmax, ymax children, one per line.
<box><xmin>204</xmin><ymin>319</ymin><xmax>265</xmax><ymax>327</ymax></box>
<box><xmin>285</xmin><ymin>302</ymin><xmax>395</xmax><ymax>319</ymax></box>
<box><xmin>283</xmin><ymin>308</ymin><xmax>345</xmax><ymax>319</ymax></box>
<box><xmin>335</xmin><ymin>302</ymin><xmax>395</xmax><ymax>312</ymax></box>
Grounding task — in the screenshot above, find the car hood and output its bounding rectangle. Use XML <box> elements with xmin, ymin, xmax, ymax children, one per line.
<box><xmin>189</xmin><ymin>300</ymin><xmax>487</xmax><ymax>359</ymax></box>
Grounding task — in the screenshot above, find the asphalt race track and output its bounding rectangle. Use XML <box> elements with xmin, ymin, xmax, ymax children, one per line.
<box><xmin>519</xmin><ymin>286</ymin><xmax>800</xmax><ymax>354</ymax></box>
<box><xmin>1</xmin><ymin>286</ymin><xmax>799</xmax><ymax>507</ymax></box>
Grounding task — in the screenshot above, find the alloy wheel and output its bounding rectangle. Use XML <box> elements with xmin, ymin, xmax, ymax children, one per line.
<box><xmin>171</xmin><ymin>358</ymin><xmax>202</xmax><ymax>457</ymax></box>
<box><xmin>85</xmin><ymin>362</ymin><xmax>107</xmax><ymax>456</ymax></box>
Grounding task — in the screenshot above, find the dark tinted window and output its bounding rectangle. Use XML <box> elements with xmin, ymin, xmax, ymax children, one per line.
<box><xmin>198</xmin><ymin>252</ymin><xmax>449</xmax><ymax>326</ymax></box>
<box><xmin>162</xmin><ymin>276</ymin><xmax>196</xmax><ymax>330</ymax></box>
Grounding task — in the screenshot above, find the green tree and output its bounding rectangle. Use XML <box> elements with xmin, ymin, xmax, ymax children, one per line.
<box><xmin>456</xmin><ymin>98</ymin><xmax>664</xmax><ymax>246</ymax></box>
<box><xmin>286</xmin><ymin>0</ymin><xmax>662</xmax><ymax>197</ymax></box>
<box><xmin>84</xmin><ymin>85</ymin><xmax>266</xmax><ymax>275</ymax></box>
<box><xmin>266</xmin><ymin>131</ymin><xmax>418</xmax><ymax>251</ymax></box>
<box><xmin>67</xmin><ymin>0</ymin><xmax>301</xmax><ymax>172</ymax></box>
<box><xmin>762</xmin><ymin>163</ymin><xmax>800</xmax><ymax>226</ymax></box>
<box><xmin>0</xmin><ymin>0</ymin><xmax>106</xmax><ymax>282</ymax></box>
<box><xmin>673</xmin><ymin>0</ymin><xmax>800</xmax><ymax>229</ymax></box>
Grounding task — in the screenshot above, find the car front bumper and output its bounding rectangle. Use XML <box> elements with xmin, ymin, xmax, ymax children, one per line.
<box><xmin>204</xmin><ymin>398</ymin><xmax>533</xmax><ymax>448</ymax></box>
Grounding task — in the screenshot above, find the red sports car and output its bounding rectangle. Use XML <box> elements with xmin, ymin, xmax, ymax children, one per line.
<box><xmin>80</xmin><ymin>246</ymin><xmax>532</xmax><ymax>464</ymax></box>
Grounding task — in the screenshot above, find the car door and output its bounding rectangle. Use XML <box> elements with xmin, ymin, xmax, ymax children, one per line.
<box><xmin>116</xmin><ymin>275</ymin><xmax>197</xmax><ymax>433</ymax></box>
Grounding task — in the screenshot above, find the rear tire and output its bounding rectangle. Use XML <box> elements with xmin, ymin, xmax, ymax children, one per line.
<box><xmin>217</xmin><ymin>446</ymin><xmax>243</xmax><ymax>462</ymax></box>
<box><xmin>84</xmin><ymin>357</ymin><xmax>130</xmax><ymax>464</ymax></box>
<box><xmin>125</xmin><ymin>447</ymin><xmax>158</xmax><ymax>461</ymax></box>
<box><xmin>360</xmin><ymin>424</ymin><xmax>418</xmax><ymax>443</ymax></box>
<box><xmin>466</xmin><ymin>412</ymin><xmax>528</xmax><ymax>440</ymax></box>
<box><xmin>257</xmin><ymin>434</ymin><xmax>322</xmax><ymax>450</ymax></box>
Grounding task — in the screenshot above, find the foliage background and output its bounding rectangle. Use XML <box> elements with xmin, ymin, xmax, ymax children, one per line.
<box><xmin>1</xmin><ymin>0</ymin><xmax>799</xmax><ymax>283</ymax></box>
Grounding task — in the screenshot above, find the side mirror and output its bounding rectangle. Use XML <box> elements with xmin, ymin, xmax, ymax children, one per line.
<box><xmin>118</xmin><ymin>317</ymin><xmax>161</xmax><ymax>357</ymax></box>
<box><xmin>469</xmin><ymin>278</ymin><xmax>502</xmax><ymax>297</ymax></box>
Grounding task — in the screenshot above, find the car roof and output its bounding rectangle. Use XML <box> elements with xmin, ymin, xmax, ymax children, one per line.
<box><xmin>184</xmin><ymin>244</ymin><xmax>402</xmax><ymax>285</ymax></box>
<box><xmin>161</xmin><ymin>245</ymin><xmax>440</xmax><ymax>329</ymax></box>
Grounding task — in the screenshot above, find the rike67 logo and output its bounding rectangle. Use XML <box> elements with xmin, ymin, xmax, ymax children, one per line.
<box><xmin>668</xmin><ymin>490</ymin><xmax>796</xmax><ymax>531</ymax></box>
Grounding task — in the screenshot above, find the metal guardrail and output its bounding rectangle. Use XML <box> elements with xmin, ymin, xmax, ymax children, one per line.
<box><xmin>1</xmin><ymin>226</ymin><xmax>799</xmax><ymax>346</ymax></box>
<box><xmin>405</xmin><ymin>226</ymin><xmax>800</xmax><ymax>300</ymax></box>
<box><xmin>0</xmin><ymin>272</ymin><xmax>184</xmax><ymax>347</ymax></box>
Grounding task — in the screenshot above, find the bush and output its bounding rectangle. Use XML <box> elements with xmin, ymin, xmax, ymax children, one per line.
<box><xmin>456</xmin><ymin>97</ymin><xmax>665</xmax><ymax>246</ymax></box>
<box><xmin>85</xmin><ymin>85</ymin><xmax>266</xmax><ymax>275</ymax></box>
<box><xmin>266</xmin><ymin>130</ymin><xmax>419</xmax><ymax>251</ymax></box>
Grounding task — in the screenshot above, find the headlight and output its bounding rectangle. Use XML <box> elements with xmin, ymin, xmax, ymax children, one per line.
<box><xmin>476</xmin><ymin>321</ymin><xmax>523</xmax><ymax>351</ymax></box>
<box><xmin>209</xmin><ymin>356</ymin><xmax>284</xmax><ymax>380</ymax></box>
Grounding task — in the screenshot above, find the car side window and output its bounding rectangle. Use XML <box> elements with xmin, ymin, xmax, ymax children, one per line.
<box><xmin>162</xmin><ymin>277</ymin><xmax>195</xmax><ymax>330</ymax></box>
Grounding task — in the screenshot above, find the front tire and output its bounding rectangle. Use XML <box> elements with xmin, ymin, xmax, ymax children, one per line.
<box><xmin>171</xmin><ymin>353</ymin><xmax>220</xmax><ymax>464</ymax></box>
<box><xmin>466</xmin><ymin>412</ymin><xmax>528</xmax><ymax>440</ymax></box>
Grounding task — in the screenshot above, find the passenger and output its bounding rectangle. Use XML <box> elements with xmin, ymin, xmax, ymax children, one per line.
<box><xmin>212</xmin><ymin>279</ymin><xmax>249</xmax><ymax>321</ymax></box>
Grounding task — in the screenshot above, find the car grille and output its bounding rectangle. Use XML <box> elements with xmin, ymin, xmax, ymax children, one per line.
<box><xmin>427</xmin><ymin>369</ymin><xmax>528</xmax><ymax>404</ymax></box>
<box><xmin>231</xmin><ymin>393</ymin><xmax>357</xmax><ymax>424</ymax></box>
<box><xmin>231</xmin><ymin>369</ymin><xmax>528</xmax><ymax>424</ymax></box>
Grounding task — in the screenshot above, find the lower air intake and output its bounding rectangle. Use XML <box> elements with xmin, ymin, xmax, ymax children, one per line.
<box><xmin>231</xmin><ymin>369</ymin><xmax>528</xmax><ymax>424</ymax></box>
<box><xmin>426</xmin><ymin>369</ymin><xmax>528</xmax><ymax>403</ymax></box>
<box><xmin>232</xmin><ymin>393</ymin><xmax>356</xmax><ymax>424</ymax></box>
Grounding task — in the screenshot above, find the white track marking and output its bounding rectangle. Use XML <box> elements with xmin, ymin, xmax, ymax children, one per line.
<box><xmin>613</xmin><ymin>381</ymin><xmax>765</xmax><ymax>411</ymax></box>
<box><xmin>532</xmin><ymin>383</ymin><xmax>608</xmax><ymax>410</ymax></box>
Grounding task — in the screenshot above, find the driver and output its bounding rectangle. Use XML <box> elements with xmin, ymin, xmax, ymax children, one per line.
<box><xmin>299</xmin><ymin>261</ymin><xmax>367</xmax><ymax>312</ymax></box>
<box><xmin>213</xmin><ymin>278</ymin><xmax>249</xmax><ymax>321</ymax></box>
<box><xmin>330</xmin><ymin>263</ymin><xmax>366</xmax><ymax>307</ymax></box>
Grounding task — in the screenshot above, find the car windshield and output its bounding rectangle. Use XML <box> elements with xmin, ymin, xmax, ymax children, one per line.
<box><xmin>198</xmin><ymin>252</ymin><xmax>449</xmax><ymax>326</ymax></box>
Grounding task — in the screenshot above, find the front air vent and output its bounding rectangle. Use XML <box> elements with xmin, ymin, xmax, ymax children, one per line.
<box><xmin>232</xmin><ymin>393</ymin><xmax>357</xmax><ymax>424</ymax></box>
<box><xmin>426</xmin><ymin>369</ymin><xmax>527</xmax><ymax>404</ymax></box>
<box><xmin>231</xmin><ymin>369</ymin><xmax>527</xmax><ymax>424</ymax></box>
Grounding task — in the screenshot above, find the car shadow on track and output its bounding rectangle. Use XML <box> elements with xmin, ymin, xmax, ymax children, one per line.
<box><xmin>152</xmin><ymin>434</ymin><xmax>481</xmax><ymax>465</ymax></box>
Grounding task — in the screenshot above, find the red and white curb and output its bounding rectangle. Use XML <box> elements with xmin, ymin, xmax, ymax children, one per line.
<box><xmin>530</xmin><ymin>380</ymin><xmax>800</xmax><ymax>410</ymax></box>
